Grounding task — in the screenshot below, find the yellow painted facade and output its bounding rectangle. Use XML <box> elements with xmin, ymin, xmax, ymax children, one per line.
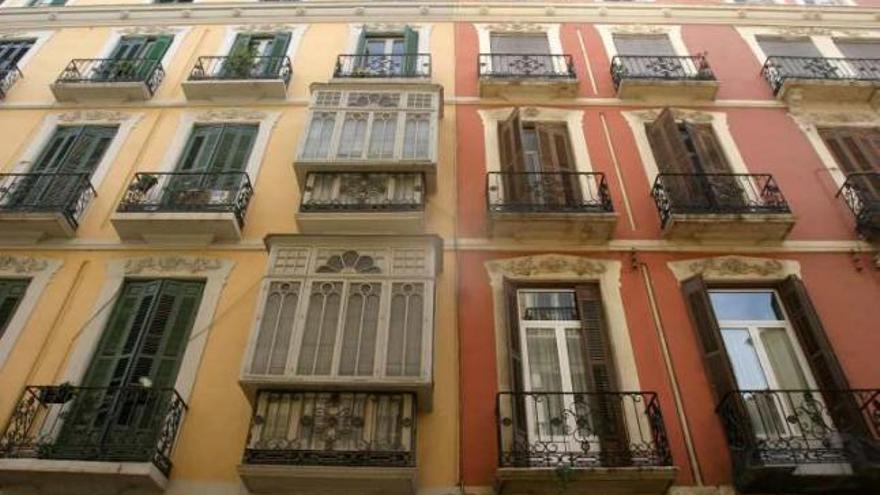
<box><xmin>0</xmin><ymin>14</ymin><xmax>459</xmax><ymax>495</ymax></box>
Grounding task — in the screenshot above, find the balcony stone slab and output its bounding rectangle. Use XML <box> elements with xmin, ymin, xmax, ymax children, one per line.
<box><xmin>488</xmin><ymin>211</ymin><xmax>618</xmax><ymax>242</ymax></box>
<box><xmin>181</xmin><ymin>78</ymin><xmax>289</xmax><ymax>100</ymax></box>
<box><xmin>479</xmin><ymin>77</ymin><xmax>579</xmax><ymax>99</ymax></box>
<box><xmin>496</xmin><ymin>466</ymin><xmax>678</xmax><ymax>495</ymax></box>
<box><xmin>0</xmin><ymin>212</ymin><xmax>78</xmax><ymax>242</ymax></box>
<box><xmin>660</xmin><ymin>212</ymin><xmax>796</xmax><ymax>243</ymax></box>
<box><xmin>111</xmin><ymin>211</ymin><xmax>244</xmax><ymax>244</ymax></box>
<box><xmin>296</xmin><ymin>210</ymin><xmax>425</xmax><ymax>235</ymax></box>
<box><xmin>0</xmin><ymin>459</ymin><xmax>167</xmax><ymax>495</ymax></box>
<box><xmin>615</xmin><ymin>78</ymin><xmax>720</xmax><ymax>102</ymax></box>
<box><xmin>50</xmin><ymin>81</ymin><xmax>155</xmax><ymax>103</ymax></box>
<box><xmin>775</xmin><ymin>79</ymin><xmax>879</xmax><ymax>106</ymax></box>
<box><xmin>238</xmin><ymin>464</ymin><xmax>416</xmax><ymax>495</ymax></box>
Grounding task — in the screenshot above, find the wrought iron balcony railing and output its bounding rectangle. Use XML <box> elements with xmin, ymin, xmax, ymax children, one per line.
<box><xmin>611</xmin><ymin>54</ymin><xmax>715</xmax><ymax>88</ymax></box>
<box><xmin>837</xmin><ymin>172</ymin><xmax>880</xmax><ymax>240</ymax></box>
<box><xmin>716</xmin><ymin>389</ymin><xmax>880</xmax><ymax>467</ymax></box>
<box><xmin>117</xmin><ymin>172</ymin><xmax>254</xmax><ymax>227</ymax></box>
<box><xmin>0</xmin><ymin>66</ymin><xmax>23</xmax><ymax>99</ymax></box>
<box><xmin>479</xmin><ymin>54</ymin><xmax>576</xmax><ymax>79</ymax></box>
<box><xmin>652</xmin><ymin>173</ymin><xmax>790</xmax><ymax>228</ymax></box>
<box><xmin>496</xmin><ymin>391</ymin><xmax>673</xmax><ymax>468</ymax></box>
<box><xmin>762</xmin><ymin>56</ymin><xmax>880</xmax><ymax>95</ymax></box>
<box><xmin>55</xmin><ymin>58</ymin><xmax>165</xmax><ymax>95</ymax></box>
<box><xmin>301</xmin><ymin>172</ymin><xmax>425</xmax><ymax>212</ymax></box>
<box><xmin>243</xmin><ymin>391</ymin><xmax>416</xmax><ymax>467</ymax></box>
<box><xmin>188</xmin><ymin>55</ymin><xmax>292</xmax><ymax>84</ymax></box>
<box><xmin>487</xmin><ymin>171</ymin><xmax>613</xmax><ymax>214</ymax></box>
<box><xmin>0</xmin><ymin>385</ymin><xmax>188</xmax><ymax>476</ymax></box>
<box><xmin>0</xmin><ymin>172</ymin><xmax>96</xmax><ymax>229</ymax></box>
<box><xmin>334</xmin><ymin>54</ymin><xmax>431</xmax><ymax>78</ymax></box>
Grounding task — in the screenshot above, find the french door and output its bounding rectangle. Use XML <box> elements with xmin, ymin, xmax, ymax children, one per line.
<box><xmin>710</xmin><ymin>289</ymin><xmax>833</xmax><ymax>453</ymax></box>
<box><xmin>517</xmin><ymin>289</ymin><xmax>594</xmax><ymax>460</ymax></box>
<box><xmin>51</xmin><ymin>280</ymin><xmax>204</xmax><ymax>460</ymax></box>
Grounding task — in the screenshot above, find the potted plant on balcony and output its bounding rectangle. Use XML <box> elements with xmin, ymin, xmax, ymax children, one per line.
<box><xmin>222</xmin><ymin>44</ymin><xmax>258</xmax><ymax>79</ymax></box>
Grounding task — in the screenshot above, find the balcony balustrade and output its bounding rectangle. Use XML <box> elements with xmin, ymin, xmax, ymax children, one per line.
<box><xmin>183</xmin><ymin>55</ymin><xmax>292</xmax><ymax>99</ymax></box>
<box><xmin>837</xmin><ymin>172</ymin><xmax>880</xmax><ymax>242</ymax></box>
<box><xmin>333</xmin><ymin>54</ymin><xmax>431</xmax><ymax>79</ymax></box>
<box><xmin>112</xmin><ymin>171</ymin><xmax>253</xmax><ymax>243</ymax></box>
<box><xmin>0</xmin><ymin>172</ymin><xmax>96</xmax><ymax>240</ymax></box>
<box><xmin>51</xmin><ymin>58</ymin><xmax>164</xmax><ymax>102</ymax></box>
<box><xmin>717</xmin><ymin>389</ymin><xmax>880</xmax><ymax>493</ymax></box>
<box><xmin>611</xmin><ymin>54</ymin><xmax>718</xmax><ymax>100</ymax></box>
<box><xmin>0</xmin><ymin>65</ymin><xmax>22</xmax><ymax>99</ymax></box>
<box><xmin>0</xmin><ymin>385</ymin><xmax>187</xmax><ymax>493</ymax></box>
<box><xmin>495</xmin><ymin>391</ymin><xmax>675</xmax><ymax>495</ymax></box>
<box><xmin>239</xmin><ymin>391</ymin><xmax>416</xmax><ymax>495</ymax></box>
<box><xmin>762</xmin><ymin>56</ymin><xmax>880</xmax><ymax>104</ymax></box>
<box><xmin>651</xmin><ymin>173</ymin><xmax>795</xmax><ymax>241</ymax></box>
<box><xmin>478</xmin><ymin>54</ymin><xmax>577</xmax><ymax>97</ymax></box>
<box><xmin>486</xmin><ymin>171</ymin><xmax>617</xmax><ymax>240</ymax></box>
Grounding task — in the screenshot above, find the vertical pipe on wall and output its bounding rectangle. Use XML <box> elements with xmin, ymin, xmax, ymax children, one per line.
<box><xmin>639</xmin><ymin>261</ymin><xmax>704</xmax><ymax>485</ymax></box>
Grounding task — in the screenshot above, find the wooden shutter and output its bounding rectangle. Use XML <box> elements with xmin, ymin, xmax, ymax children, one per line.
<box><xmin>681</xmin><ymin>275</ymin><xmax>739</xmax><ymax>403</ymax></box>
<box><xmin>206</xmin><ymin>124</ymin><xmax>257</xmax><ymax>190</ymax></box>
<box><xmin>355</xmin><ymin>28</ymin><xmax>367</xmax><ymax>55</ymax></box>
<box><xmin>503</xmin><ymin>279</ymin><xmax>529</xmax><ymax>456</ymax></box>
<box><xmin>535</xmin><ymin>122</ymin><xmax>582</xmax><ymax>209</ymax></box>
<box><xmin>575</xmin><ymin>284</ymin><xmax>630</xmax><ymax>467</ymax></box>
<box><xmin>177</xmin><ymin>125</ymin><xmax>223</xmax><ymax>172</ymax></box>
<box><xmin>30</xmin><ymin>126</ymin><xmax>82</xmax><ymax>173</ymax></box>
<box><xmin>0</xmin><ymin>279</ymin><xmax>28</xmax><ymax>340</ymax></box>
<box><xmin>775</xmin><ymin>275</ymin><xmax>880</xmax><ymax>468</ymax></box>
<box><xmin>0</xmin><ymin>39</ymin><xmax>35</xmax><ymax>70</ymax></box>
<box><xmin>498</xmin><ymin>109</ymin><xmax>526</xmax><ymax>204</ymax></box>
<box><xmin>137</xmin><ymin>35</ymin><xmax>171</xmax><ymax>79</ymax></box>
<box><xmin>58</xmin><ymin>126</ymin><xmax>117</xmax><ymax>174</ymax></box>
<box><xmin>686</xmin><ymin>123</ymin><xmax>744</xmax><ymax>208</ymax></box>
<box><xmin>819</xmin><ymin>127</ymin><xmax>880</xmax><ymax>203</ymax></box>
<box><xmin>648</xmin><ymin>108</ymin><xmax>696</xmax><ymax>206</ymax></box>
<box><xmin>110</xmin><ymin>36</ymin><xmax>148</xmax><ymax>60</ymax></box>
<box><xmin>687</xmin><ymin>124</ymin><xmax>730</xmax><ymax>174</ymax></box>
<box><xmin>403</xmin><ymin>26</ymin><xmax>419</xmax><ymax>75</ymax></box>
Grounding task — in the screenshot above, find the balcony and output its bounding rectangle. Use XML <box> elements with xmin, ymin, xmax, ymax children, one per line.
<box><xmin>297</xmin><ymin>172</ymin><xmax>425</xmax><ymax>234</ymax></box>
<box><xmin>182</xmin><ymin>55</ymin><xmax>292</xmax><ymax>100</ymax></box>
<box><xmin>837</xmin><ymin>173</ymin><xmax>880</xmax><ymax>242</ymax></box>
<box><xmin>717</xmin><ymin>389</ymin><xmax>880</xmax><ymax>493</ymax></box>
<box><xmin>239</xmin><ymin>391</ymin><xmax>416</xmax><ymax>495</ymax></box>
<box><xmin>486</xmin><ymin>172</ymin><xmax>617</xmax><ymax>241</ymax></box>
<box><xmin>50</xmin><ymin>58</ymin><xmax>164</xmax><ymax>102</ymax></box>
<box><xmin>611</xmin><ymin>54</ymin><xmax>718</xmax><ymax>101</ymax></box>
<box><xmin>333</xmin><ymin>54</ymin><xmax>431</xmax><ymax>80</ymax></box>
<box><xmin>478</xmin><ymin>53</ymin><xmax>578</xmax><ymax>98</ymax></box>
<box><xmin>762</xmin><ymin>56</ymin><xmax>880</xmax><ymax>105</ymax></box>
<box><xmin>651</xmin><ymin>173</ymin><xmax>795</xmax><ymax>242</ymax></box>
<box><xmin>0</xmin><ymin>385</ymin><xmax>187</xmax><ymax>495</ymax></box>
<box><xmin>496</xmin><ymin>391</ymin><xmax>676</xmax><ymax>495</ymax></box>
<box><xmin>112</xmin><ymin>171</ymin><xmax>253</xmax><ymax>244</ymax></box>
<box><xmin>0</xmin><ymin>66</ymin><xmax>22</xmax><ymax>99</ymax></box>
<box><xmin>0</xmin><ymin>173</ymin><xmax>96</xmax><ymax>242</ymax></box>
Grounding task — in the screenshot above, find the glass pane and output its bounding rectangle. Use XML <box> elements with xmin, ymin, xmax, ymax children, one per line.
<box><xmin>302</xmin><ymin>112</ymin><xmax>335</xmax><ymax>159</ymax></box>
<box><xmin>368</xmin><ymin>112</ymin><xmax>397</xmax><ymax>159</ymax></box>
<box><xmin>519</xmin><ymin>291</ymin><xmax>578</xmax><ymax>321</ymax></box>
<box><xmin>296</xmin><ymin>281</ymin><xmax>342</xmax><ymax>375</ymax></box>
<box><xmin>709</xmin><ymin>291</ymin><xmax>784</xmax><ymax>321</ymax></box>
<box><xmin>526</xmin><ymin>327</ymin><xmax>565</xmax><ymax>437</ymax></box>
<box><xmin>721</xmin><ymin>328</ymin><xmax>770</xmax><ymax>390</ymax></box>
<box><xmin>386</xmin><ymin>283</ymin><xmax>424</xmax><ymax>377</ymax></box>
<box><xmin>402</xmin><ymin>113</ymin><xmax>430</xmax><ymax>159</ymax></box>
<box><xmin>337</xmin><ymin>113</ymin><xmax>368</xmax><ymax>159</ymax></box>
<box><xmin>338</xmin><ymin>282</ymin><xmax>381</xmax><ymax>376</ymax></box>
<box><xmin>251</xmin><ymin>281</ymin><xmax>300</xmax><ymax>375</ymax></box>
<box><xmin>760</xmin><ymin>327</ymin><xmax>809</xmax><ymax>390</ymax></box>
<box><xmin>564</xmin><ymin>328</ymin><xmax>589</xmax><ymax>392</ymax></box>
<box><xmin>365</xmin><ymin>40</ymin><xmax>386</xmax><ymax>55</ymax></box>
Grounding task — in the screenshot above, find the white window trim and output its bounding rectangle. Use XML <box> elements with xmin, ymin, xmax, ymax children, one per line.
<box><xmin>736</xmin><ymin>27</ymin><xmax>880</xmax><ymax>66</ymax></box>
<box><xmin>479</xmin><ymin>107</ymin><xmax>593</xmax><ymax>173</ymax></box>
<box><xmin>346</xmin><ymin>23</ymin><xmax>433</xmax><ymax>54</ymax></box>
<box><xmin>10</xmin><ymin>111</ymin><xmax>143</xmax><ymax>194</ymax></box>
<box><xmin>474</xmin><ymin>23</ymin><xmax>562</xmax><ymax>56</ymax></box>
<box><xmin>792</xmin><ymin>0</ymin><xmax>855</xmax><ymax>6</ymax></box>
<box><xmin>157</xmin><ymin>109</ymin><xmax>280</xmax><ymax>183</ymax></box>
<box><xmin>219</xmin><ymin>24</ymin><xmax>307</xmax><ymax>62</ymax></box>
<box><xmin>60</xmin><ymin>256</ymin><xmax>234</xmax><ymax>402</ymax></box>
<box><xmin>0</xmin><ymin>30</ymin><xmax>54</xmax><ymax>73</ymax></box>
<box><xmin>0</xmin><ymin>255</ymin><xmax>62</xmax><ymax>371</ymax></box>
<box><xmin>667</xmin><ymin>255</ymin><xmax>801</xmax><ymax>283</ymax></box>
<box><xmin>790</xmin><ymin>111</ymin><xmax>880</xmax><ymax>189</ymax></box>
<box><xmin>94</xmin><ymin>26</ymin><xmax>192</xmax><ymax>77</ymax></box>
<box><xmin>485</xmin><ymin>255</ymin><xmax>641</xmax><ymax>394</ymax></box>
<box><xmin>723</xmin><ymin>0</ymin><xmax>784</xmax><ymax>5</ymax></box>
<box><xmin>595</xmin><ymin>25</ymin><xmax>689</xmax><ymax>62</ymax></box>
<box><xmin>622</xmin><ymin>108</ymin><xmax>750</xmax><ymax>184</ymax></box>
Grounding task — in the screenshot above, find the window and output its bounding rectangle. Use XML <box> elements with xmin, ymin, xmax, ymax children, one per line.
<box><xmin>27</xmin><ymin>0</ymin><xmax>65</xmax><ymax>6</ymax></box>
<box><xmin>170</xmin><ymin>123</ymin><xmax>257</xmax><ymax>194</ymax></box>
<box><xmin>52</xmin><ymin>279</ymin><xmax>204</xmax><ymax>454</ymax></box>
<box><xmin>245</xmin><ymin>243</ymin><xmax>437</xmax><ymax>383</ymax></box>
<box><xmin>299</xmin><ymin>89</ymin><xmax>438</xmax><ymax>162</ymax></box>
<box><xmin>710</xmin><ymin>290</ymin><xmax>817</xmax><ymax>436</ymax></box>
<box><xmin>497</xmin><ymin>109</ymin><xmax>583</xmax><ymax>208</ymax></box>
<box><xmin>612</xmin><ymin>34</ymin><xmax>676</xmax><ymax>56</ymax></box>
<box><xmin>645</xmin><ymin>108</ymin><xmax>745</xmax><ymax>208</ymax></box>
<box><xmin>0</xmin><ymin>39</ymin><xmax>35</xmax><ymax>72</ymax></box>
<box><xmin>0</xmin><ymin>279</ymin><xmax>28</xmax><ymax>341</ymax></box>
<box><xmin>834</xmin><ymin>40</ymin><xmax>880</xmax><ymax>59</ymax></box>
<box><xmin>225</xmin><ymin>32</ymin><xmax>291</xmax><ymax>78</ymax></box>
<box><xmin>353</xmin><ymin>27</ymin><xmax>420</xmax><ymax>77</ymax></box>
<box><xmin>110</xmin><ymin>35</ymin><xmax>172</xmax><ymax>62</ymax></box>
<box><xmin>818</xmin><ymin>126</ymin><xmax>880</xmax><ymax>204</ymax></box>
<box><xmin>757</xmin><ymin>37</ymin><xmax>822</xmax><ymax>58</ymax></box>
<box><xmin>490</xmin><ymin>33</ymin><xmax>550</xmax><ymax>55</ymax></box>
<box><xmin>489</xmin><ymin>33</ymin><xmax>553</xmax><ymax>75</ymax></box>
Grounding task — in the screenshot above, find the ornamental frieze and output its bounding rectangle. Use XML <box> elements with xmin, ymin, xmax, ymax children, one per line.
<box><xmin>488</xmin><ymin>254</ymin><xmax>607</xmax><ymax>278</ymax></box>
<box><xmin>0</xmin><ymin>256</ymin><xmax>49</xmax><ymax>274</ymax></box>
<box><xmin>124</xmin><ymin>256</ymin><xmax>224</xmax><ymax>275</ymax></box>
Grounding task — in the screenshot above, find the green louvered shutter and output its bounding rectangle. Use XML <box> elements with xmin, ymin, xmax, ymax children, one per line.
<box><xmin>174</xmin><ymin>124</ymin><xmax>256</xmax><ymax>201</ymax></box>
<box><xmin>0</xmin><ymin>279</ymin><xmax>28</xmax><ymax>340</ymax></box>
<box><xmin>263</xmin><ymin>31</ymin><xmax>291</xmax><ymax>78</ymax></box>
<box><xmin>402</xmin><ymin>26</ymin><xmax>419</xmax><ymax>76</ymax></box>
<box><xmin>137</xmin><ymin>35</ymin><xmax>172</xmax><ymax>81</ymax></box>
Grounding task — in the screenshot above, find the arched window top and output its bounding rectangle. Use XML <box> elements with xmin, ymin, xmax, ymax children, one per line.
<box><xmin>317</xmin><ymin>250</ymin><xmax>381</xmax><ymax>274</ymax></box>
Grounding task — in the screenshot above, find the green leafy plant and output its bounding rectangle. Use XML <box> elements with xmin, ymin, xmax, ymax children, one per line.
<box><xmin>223</xmin><ymin>44</ymin><xmax>258</xmax><ymax>79</ymax></box>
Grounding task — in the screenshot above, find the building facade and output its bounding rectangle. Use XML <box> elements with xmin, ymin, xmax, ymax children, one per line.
<box><xmin>0</xmin><ymin>1</ymin><xmax>875</xmax><ymax>495</ymax></box>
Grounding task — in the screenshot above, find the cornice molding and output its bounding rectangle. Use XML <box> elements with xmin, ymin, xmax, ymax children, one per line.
<box><xmin>667</xmin><ymin>255</ymin><xmax>801</xmax><ymax>281</ymax></box>
<box><xmin>0</xmin><ymin>2</ymin><xmax>877</xmax><ymax>31</ymax></box>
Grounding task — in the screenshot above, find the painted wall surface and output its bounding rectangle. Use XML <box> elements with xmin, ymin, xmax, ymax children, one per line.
<box><xmin>0</xmin><ymin>20</ymin><xmax>460</xmax><ymax>494</ymax></box>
